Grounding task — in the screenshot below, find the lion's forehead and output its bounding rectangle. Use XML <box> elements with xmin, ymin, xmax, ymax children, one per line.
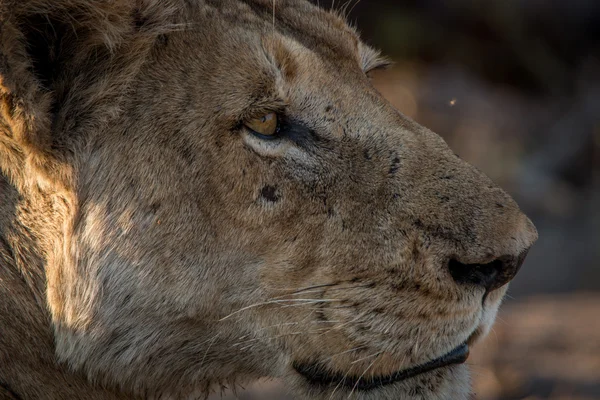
<box><xmin>190</xmin><ymin>0</ymin><xmax>364</xmax><ymax>69</ymax></box>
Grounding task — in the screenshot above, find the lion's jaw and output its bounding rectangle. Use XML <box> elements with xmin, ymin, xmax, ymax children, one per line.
<box><xmin>0</xmin><ymin>1</ymin><xmax>537</xmax><ymax>399</ymax></box>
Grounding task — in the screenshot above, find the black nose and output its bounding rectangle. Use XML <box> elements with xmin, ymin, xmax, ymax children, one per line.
<box><xmin>448</xmin><ymin>250</ymin><xmax>529</xmax><ymax>292</ymax></box>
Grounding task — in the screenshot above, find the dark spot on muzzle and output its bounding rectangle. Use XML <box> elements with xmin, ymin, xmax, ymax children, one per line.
<box><xmin>260</xmin><ymin>185</ymin><xmax>280</xmax><ymax>203</ymax></box>
<box><xmin>389</xmin><ymin>155</ymin><xmax>400</xmax><ymax>174</ymax></box>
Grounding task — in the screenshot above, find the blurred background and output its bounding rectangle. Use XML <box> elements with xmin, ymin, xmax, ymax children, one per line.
<box><xmin>213</xmin><ymin>0</ymin><xmax>600</xmax><ymax>398</ymax></box>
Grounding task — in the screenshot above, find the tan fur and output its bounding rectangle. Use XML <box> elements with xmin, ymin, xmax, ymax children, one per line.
<box><xmin>0</xmin><ymin>1</ymin><xmax>537</xmax><ymax>399</ymax></box>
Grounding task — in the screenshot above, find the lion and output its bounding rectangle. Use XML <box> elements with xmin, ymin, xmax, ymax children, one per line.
<box><xmin>0</xmin><ymin>0</ymin><xmax>537</xmax><ymax>399</ymax></box>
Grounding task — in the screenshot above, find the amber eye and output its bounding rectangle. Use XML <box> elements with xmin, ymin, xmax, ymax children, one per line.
<box><xmin>244</xmin><ymin>112</ymin><xmax>279</xmax><ymax>138</ymax></box>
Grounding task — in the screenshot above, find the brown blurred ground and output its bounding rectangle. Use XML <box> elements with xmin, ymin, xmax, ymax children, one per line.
<box><xmin>470</xmin><ymin>294</ymin><xmax>600</xmax><ymax>400</ymax></box>
<box><xmin>211</xmin><ymin>1</ymin><xmax>600</xmax><ymax>398</ymax></box>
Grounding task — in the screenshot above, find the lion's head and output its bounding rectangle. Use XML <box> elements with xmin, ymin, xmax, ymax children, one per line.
<box><xmin>0</xmin><ymin>0</ymin><xmax>537</xmax><ymax>399</ymax></box>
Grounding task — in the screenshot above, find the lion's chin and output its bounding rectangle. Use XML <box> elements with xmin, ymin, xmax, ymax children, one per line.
<box><xmin>289</xmin><ymin>363</ymin><xmax>471</xmax><ymax>400</ymax></box>
<box><xmin>294</xmin><ymin>343</ymin><xmax>469</xmax><ymax>391</ymax></box>
<box><xmin>289</xmin><ymin>345</ymin><xmax>471</xmax><ymax>400</ymax></box>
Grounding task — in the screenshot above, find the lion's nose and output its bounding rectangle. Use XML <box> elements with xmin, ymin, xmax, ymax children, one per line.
<box><xmin>448</xmin><ymin>250</ymin><xmax>529</xmax><ymax>292</ymax></box>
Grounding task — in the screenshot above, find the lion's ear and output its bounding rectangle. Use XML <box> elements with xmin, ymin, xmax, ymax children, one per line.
<box><xmin>0</xmin><ymin>1</ymin><xmax>137</xmax><ymax>185</ymax></box>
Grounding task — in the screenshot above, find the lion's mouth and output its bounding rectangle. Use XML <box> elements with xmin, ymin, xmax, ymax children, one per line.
<box><xmin>293</xmin><ymin>343</ymin><xmax>469</xmax><ymax>391</ymax></box>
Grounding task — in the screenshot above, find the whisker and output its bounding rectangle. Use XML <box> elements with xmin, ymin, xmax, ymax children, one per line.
<box><xmin>411</xmin><ymin>326</ymin><xmax>423</xmax><ymax>357</ymax></box>
<box><xmin>200</xmin><ymin>333</ymin><xmax>220</xmax><ymax>366</ymax></box>
<box><xmin>237</xmin><ymin>328</ymin><xmax>332</xmax><ymax>351</ymax></box>
<box><xmin>218</xmin><ymin>298</ymin><xmax>339</xmax><ymax>321</ymax></box>
<box><xmin>279</xmin><ymin>300</ymin><xmax>339</xmax><ymax>309</ymax></box>
<box><xmin>329</xmin><ymin>369</ymin><xmax>351</xmax><ymax>400</ymax></box>
<box><xmin>489</xmin><ymin>326</ymin><xmax>499</xmax><ymax>345</ymax></box>
<box><xmin>350</xmin><ymin>350</ymin><xmax>382</xmax><ymax>365</ymax></box>
<box><xmin>272</xmin><ymin>283</ymin><xmax>374</xmax><ymax>300</ymax></box>
<box><xmin>320</xmin><ymin>310</ymin><xmax>370</xmax><ymax>335</ymax></box>
<box><xmin>325</xmin><ymin>345</ymin><xmax>368</xmax><ymax>361</ymax></box>
<box><xmin>263</xmin><ymin>282</ymin><xmax>339</xmax><ymax>293</ymax></box>
<box><xmin>233</xmin><ymin>319</ymin><xmax>343</xmax><ymax>347</ymax></box>
<box><xmin>348</xmin><ymin>357</ymin><xmax>378</xmax><ymax>399</ymax></box>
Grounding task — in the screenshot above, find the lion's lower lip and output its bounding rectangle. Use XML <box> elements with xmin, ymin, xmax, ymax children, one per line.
<box><xmin>293</xmin><ymin>343</ymin><xmax>469</xmax><ymax>392</ymax></box>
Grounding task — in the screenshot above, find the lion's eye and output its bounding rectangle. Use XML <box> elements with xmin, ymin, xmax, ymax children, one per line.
<box><xmin>245</xmin><ymin>113</ymin><xmax>279</xmax><ymax>138</ymax></box>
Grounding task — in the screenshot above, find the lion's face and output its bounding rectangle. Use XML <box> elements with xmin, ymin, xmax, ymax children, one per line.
<box><xmin>32</xmin><ymin>1</ymin><xmax>537</xmax><ymax>399</ymax></box>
